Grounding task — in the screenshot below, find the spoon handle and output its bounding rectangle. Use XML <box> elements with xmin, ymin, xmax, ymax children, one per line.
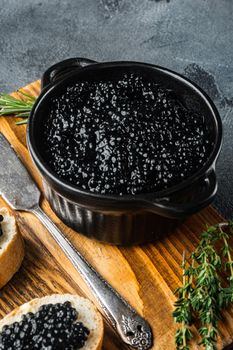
<box><xmin>31</xmin><ymin>204</ymin><xmax>153</xmax><ymax>350</ymax></box>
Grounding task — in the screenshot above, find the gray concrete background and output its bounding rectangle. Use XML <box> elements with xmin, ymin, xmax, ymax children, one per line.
<box><xmin>0</xmin><ymin>0</ymin><xmax>233</xmax><ymax>218</ymax></box>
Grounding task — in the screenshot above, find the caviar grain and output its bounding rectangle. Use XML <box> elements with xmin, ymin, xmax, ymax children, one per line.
<box><xmin>0</xmin><ymin>302</ymin><xmax>89</xmax><ymax>349</ymax></box>
<box><xmin>42</xmin><ymin>74</ymin><xmax>212</xmax><ymax>195</ymax></box>
<box><xmin>0</xmin><ymin>215</ymin><xmax>4</xmax><ymax>237</ymax></box>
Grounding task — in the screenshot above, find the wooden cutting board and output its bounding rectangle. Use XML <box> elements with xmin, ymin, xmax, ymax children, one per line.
<box><xmin>0</xmin><ymin>81</ymin><xmax>232</xmax><ymax>350</ymax></box>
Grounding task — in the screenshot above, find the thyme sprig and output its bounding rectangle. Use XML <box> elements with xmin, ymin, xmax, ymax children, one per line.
<box><xmin>173</xmin><ymin>252</ymin><xmax>193</xmax><ymax>350</ymax></box>
<box><xmin>192</xmin><ymin>227</ymin><xmax>222</xmax><ymax>350</ymax></box>
<box><xmin>0</xmin><ymin>91</ymin><xmax>36</xmax><ymax>125</ymax></box>
<box><xmin>218</xmin><ymin>223</ymin><xmax>233</xmax><ymax>307</ymax></box>
<box><xmin>173</xmin><ymin>223</ymin><xmax>233</xmax><ymax>350</ymax></box>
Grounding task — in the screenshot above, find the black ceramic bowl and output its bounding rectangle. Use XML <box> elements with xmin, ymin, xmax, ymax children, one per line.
<box><xmin>27</xmin><ymin>58</ymin><xmax>222</xmax><ymax>245</ymax></box>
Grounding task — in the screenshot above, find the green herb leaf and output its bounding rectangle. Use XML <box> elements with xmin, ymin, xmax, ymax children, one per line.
<box><xmin>0</xmin><ymin>90</ymin><xmax>36</xmax><ymax>124</ymax></box>
<box><xmin>173</xmin><ymin>223</ymin><xmax>233</xmax><ymax>349</ymax></box>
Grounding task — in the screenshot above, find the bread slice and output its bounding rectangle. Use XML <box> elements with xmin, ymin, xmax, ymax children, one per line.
<box><xmin>0</xmin><ymin>207</ymin><xmax>25</xmax><ymax>289</ymax></box>
<box><xmin>0</xmin><ymin>294</ymin><xmax>104</xmax><ymax>350</ymax></box>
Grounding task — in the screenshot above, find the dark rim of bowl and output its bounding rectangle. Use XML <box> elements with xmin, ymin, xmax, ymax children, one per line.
<box><xmin>27</xmin><ymin>61</ymin><xmax>222</xmax><ymax>202</ymax></box>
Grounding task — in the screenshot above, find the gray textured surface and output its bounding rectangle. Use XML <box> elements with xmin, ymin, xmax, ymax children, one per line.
<box><xmin>0</xmin><ymin>0</ymin><xmax>233</xmax><ymax>218</ymax></box>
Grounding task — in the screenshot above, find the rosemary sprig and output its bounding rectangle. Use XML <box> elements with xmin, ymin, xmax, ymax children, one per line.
<box><xmin>173</xmin><ymin>223</ymin><xmax>233</xmax><ymax>350</ymax></box>
<box><xmin>0</xmin><ymin>90</ymin><xmax>36</xmax><ymax>124</ymax></box>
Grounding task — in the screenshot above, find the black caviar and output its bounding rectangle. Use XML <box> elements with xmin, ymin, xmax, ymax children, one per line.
<box><xmin>0</xmin><ymin>215</ymin><xmax>3</xmax><ymax>237</ymax></box>
<box><xmin>42</xmin><ymin>74</ymin><xmax>213</xmax><ymax>195</ymax></box>
<box><xmin>0</xmin><ymin>302</ymin><xmax>89</xmax><ymax>349</ymax></box>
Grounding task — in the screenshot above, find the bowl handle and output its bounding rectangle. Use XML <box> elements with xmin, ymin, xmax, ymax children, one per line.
<box><xmin>148</xmin><ymin>170</ymin><xmax>217</xmax><ymax>219</ymax></box>
<box><xmin>41</xmin><ymin>57</ymin><xmax>97</xmax><ymax>89</ymax></box>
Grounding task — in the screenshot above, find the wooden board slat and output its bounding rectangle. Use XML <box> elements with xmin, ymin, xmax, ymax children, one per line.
<box><xmin>0</xmin><ymin>81</ymin><xmax>232</xmax><ymax>350</ymax></box>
